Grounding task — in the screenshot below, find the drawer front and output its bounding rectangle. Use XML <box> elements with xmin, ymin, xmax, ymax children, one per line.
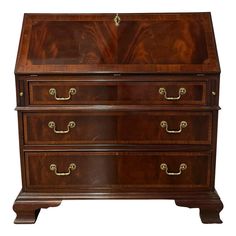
<box><xmin>25</xmin><ymin>152</ymin><xmax>211</xmax><ymax>191</ymax></box>
<box><xmin>28</xmin><ymin>81</ymin><xmax>207</xmax><ymax>105</ymax></box>
<box><xmin>23</xmin><ymin>112</ymin><xmax>212</xmax><ymax>145</ymax></box>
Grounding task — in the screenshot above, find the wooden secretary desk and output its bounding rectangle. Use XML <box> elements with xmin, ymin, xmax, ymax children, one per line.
<box><xmin>13</xmin><ymin>13</ymin><xmax>223</xmax><ymax>224</ymax></box>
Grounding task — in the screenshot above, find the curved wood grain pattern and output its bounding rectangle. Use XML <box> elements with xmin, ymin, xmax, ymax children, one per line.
<box><xmin>15</xmin><ymin>13</ymin><xmax>220</xmax><ymax>73</ymax></box>
<box><xmin>28</xmin><ymin>19</ymin><xmax>208</xmax><ymax>65</ymax></box>
<box><xmin>118</xmin><ymin>20</ymin><xmax>208</xmax><ymax>64</ymax></box>
<box><xmin>28</xmin><ymin>21</ymin><xmax>117</xmax><ymax>65</ymax></box>
<box><xmin>14</xmin><ymin>13</ymin><xmax>222</xmax><ymax>224</ymax></box>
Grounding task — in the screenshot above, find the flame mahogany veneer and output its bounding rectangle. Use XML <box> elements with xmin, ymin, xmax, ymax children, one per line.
<box><xmin>13</xmin><ymin>13</ymin><xmax>223</xmax><ymax>224</ymax></box>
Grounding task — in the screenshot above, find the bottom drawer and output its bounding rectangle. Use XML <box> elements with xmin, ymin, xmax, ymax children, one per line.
<box><xmin>24</xmin><ymin>151</ymin><xmax>211</xmax><ymax>191</ymax></box>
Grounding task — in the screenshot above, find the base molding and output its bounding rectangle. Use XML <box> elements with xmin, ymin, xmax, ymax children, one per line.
<box><xmin>13</xmin><ymin>189</ymin><xmax>223</xmax><ymax>224</ymax></box>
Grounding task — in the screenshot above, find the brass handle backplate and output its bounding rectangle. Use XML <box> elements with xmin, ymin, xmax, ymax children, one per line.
<box><xmin>159</xmin><ymin>87</ymin><xmax>186</xmax><ymax>100</ymax></box>
<box><xmin>160</xmin><ymin>163</ymin><xmax>187</xmax><ymax>176</ymax></box>
<box><xmin>48</xmin><ymin>121</ymin><xmax>76</xmax><ymax>134</ymax></box>
<box><xmin>160</xmin><ymin>120</ymin><xmax>187</xmax><ymax>134</ymax></box>
<box><xmin>50</xmin><ymin>163</ymin><xmax>76</xmax><ymax>176</ymax></box>
<box><xmin>114</xmin><ymin>13</ymin><xmax>121</xmax><ymax>26</ymax></box>
<box><xmin>49</xmin><ymin>88</ymin><xmax>77</xmax><ymax>101</ymax></box>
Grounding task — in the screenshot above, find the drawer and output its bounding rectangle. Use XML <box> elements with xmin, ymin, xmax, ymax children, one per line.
<box><xmin>23</xmin><ymin>111</ymin><xmax>212</xmax><ymax>145</ymax></box>
<box><xmin>28</xmin><ymin>81</ymin><xmax>207</xmax><ymax>105</ymax></box>
<box><xmin>24</xmin><ymin>151</ymin><xmax>211</xmax><ymax>191</ymax></box>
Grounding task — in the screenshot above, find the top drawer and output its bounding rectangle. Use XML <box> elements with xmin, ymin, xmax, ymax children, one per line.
<box><xmin>28</xmin><ymin>81</ymin><xmax>207</xmax><ymax>105</ymax></box>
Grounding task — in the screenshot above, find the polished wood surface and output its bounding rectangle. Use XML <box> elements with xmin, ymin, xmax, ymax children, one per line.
<box><xmin>23</xmin><ymin>111</ymin><xmax>212</xmax><ymax>145</ymax></box>
<box><xmin>13</xmin><ymin>199</ymin><xmax>61</xmax><ymax>224</ymax></box>
<box><xmin>25</xmin><ymin>151</ymin><xmax>211</xmax><ymax>191</ymax></box>
<box><xmin>27</xmin><ymin>19</ymin><xmax>207</xmax><ymax>65</ymax></box>
<box><xmin>29</xmin><ymin>81</ymin><xmax>207</xmax><ymax>105</ymax></box>
<box><xmin>15</xmin><ymin>13</ymin><xmax>220</xmax><ymax>74</ymax></box>
<box><xmin>14</xmin><ymin>13</ymin><xmax>223</xmax><ymax>224</ymax></box>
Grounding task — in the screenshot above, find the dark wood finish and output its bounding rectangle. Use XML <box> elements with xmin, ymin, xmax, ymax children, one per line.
<box><xmin>14</xmin><ymin>13</ymin><xmax>223</xmax><ymax>224</ymax></box>
<box><xmin>23</xmin><ymin>111</ymin><xmax>212</xmax><ymax>145</ymax></box>
<box><xmin>13</xmin><ymin>198</ymin><xmax>61</xmax><ymax>224</ymax></box>
<box><xmin>27</xmin><ymin>19</ymin><xmax>209</xmax><ymax>65</ymax></box>
<box><xmin>15</xmin><ymin>13</ymin><xmax>220</xmax><ymax>74</ymax></box>
<box><xmin>14</xmin><ymin>190</ymin><xmax>223</xmax><ymax>223</ymax></box>
<box><xmin>175</xmin><ymin>193</ymin><xmax>223</xmax><ymax>223</ymax></box>
<box><xmin>24</xmin><ymin>151</ymin><xmax>211</xmax><ymax>191</ymax></box>
<box><xmin>16</xmin><ymin>105</ymin><xmax>220</xmax><ymax>112</ymax></box>
<box><xmin>29</xmin><ymin>81</ymin><xmax>207</xmax><ymax>105</ymax></box>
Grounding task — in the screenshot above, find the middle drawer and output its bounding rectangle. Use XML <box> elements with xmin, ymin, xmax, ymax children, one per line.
<box><xmin>23</xmin><ymin>111</ymin><xmax>212</xmax><ymax>145</ymax></box>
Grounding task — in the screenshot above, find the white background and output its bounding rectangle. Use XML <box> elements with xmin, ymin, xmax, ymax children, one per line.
<box><xmin>0</xmin><ymin>0</ymin><xmax>235</xmax><ymax>235</ymax></box>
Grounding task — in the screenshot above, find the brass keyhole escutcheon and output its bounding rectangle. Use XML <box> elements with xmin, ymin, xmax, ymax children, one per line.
<box><xmin>114</xmin><ymin>13</ymin><xmax>121</xmax><ymax>26</ymax></box>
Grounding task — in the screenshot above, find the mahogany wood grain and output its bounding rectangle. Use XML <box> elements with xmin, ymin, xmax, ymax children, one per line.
<box><xmin>27</xmin><ymin>19</ymin><xmax>208</xmax><ymax>65</ymax></box>
<box><xmin>14</xmin><ymin>13</ymin><xmax>222</xmax><ymax>224</ymax></box>
<box><xmin>15</xmin><ymin>13</ymin><xmax>220</xmax><ymax>74</ymax></box>
<box><xmin>29</xmin><ymin>81</ymin><xmax>207</xmax><ymax>105</ymax></box>
<box><xmin>23</xmin><ymin>111</ymin><xmax>212</xmax><ymax>145</ymax></box>
<box><xmin>24</xmin><ymin>151</ymin><xmax>211</xmax><ymax>191</ymax></box>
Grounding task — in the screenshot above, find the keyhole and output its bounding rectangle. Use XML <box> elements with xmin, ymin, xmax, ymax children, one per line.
<box><xmin>114</xmin><ymin>14</ymin><xmax>121</xmax><ymax>26</ymax></box>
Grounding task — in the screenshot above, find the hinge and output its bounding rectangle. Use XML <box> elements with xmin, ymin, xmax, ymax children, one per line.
<box><xmin>196</xmin><ymin>73</ymin><xmax>205</xmax><ymax>77</ymax></box>
<box><xmin>113</xmin><ymin>73</ymin><xmax>121</xmax><ymax>77</ymax></box>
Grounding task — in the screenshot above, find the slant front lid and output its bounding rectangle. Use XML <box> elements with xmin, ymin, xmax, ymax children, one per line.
<box><xmin>15</xmin><ymin>13</ymin><xmax>220</xmax><ymax>74</ymax></box>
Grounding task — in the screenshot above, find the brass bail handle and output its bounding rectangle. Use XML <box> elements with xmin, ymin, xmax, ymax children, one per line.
<box><xmin>160</xmin><ymin>120</ymin><xmax>188</xmax><ymax>134</ymax></box>
<box><xmin>49</xmin><ymin>88</ymin><xmax>77</xmax><ymax>101</ymax></box>
<box><xmin>160</xmin><ymin>163</ymin><xmax>187</xmax><ymax>176</ymax></box>
<box><xmin>48</xmin><ymin>121</ymin><xmax>76</xmax><ymax>134</ymax></box>
<box><xmin>159</xmin><ymin>87</ymin><xmax>186</xmax><ymax>101</ymax></box>
<box><xmin>50</xmin><ymin>163</ymin><xmax>77</xmax><ymax>176</ymax></box>
<box><xmin>114</xmin><ymin>13</ymin><xmax>121</xmax><ymax>26</ymax></box>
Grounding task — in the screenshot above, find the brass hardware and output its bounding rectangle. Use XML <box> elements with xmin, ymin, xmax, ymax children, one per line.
<box><xmin>159</xmin><ymin>87</ymin><xmax>186</xmax><ymax>100</ymax></box>
<box><xmin>114</xmin><ymin>13</ymin><xmax>121</xmax><ymax>26</ymax></box>
<box><xmin>212</xmin><ymin>91</ymin><xmax>216</xmax><ymax>96</ymax></box>
<box><xmin>160</xmin><ymin>120</ymin><xmax>187</xmax><ymax>134</ymax></box>
<box><xmin>50</xmin><ymin>163</ymin><xmax>76</xmax><ymax>176</ymax></box>
<box><xmin>48</xmin><ymin>121</ymin><xmax>76</xmax><ymax>134</ymax></box>
<box><xmin>19</xmin><ymin>92</ymin><xmax>24</xmax><ymax>97</ymax></box>
<box><xmin>49</xmin><ymin>88</ymin><xmax>77</xmax><ymax>101</ymax></box>
<box><xmin>160</xmin><ymin>163</ymin><xmax>187</xmax><ymax>176</ymax></box>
